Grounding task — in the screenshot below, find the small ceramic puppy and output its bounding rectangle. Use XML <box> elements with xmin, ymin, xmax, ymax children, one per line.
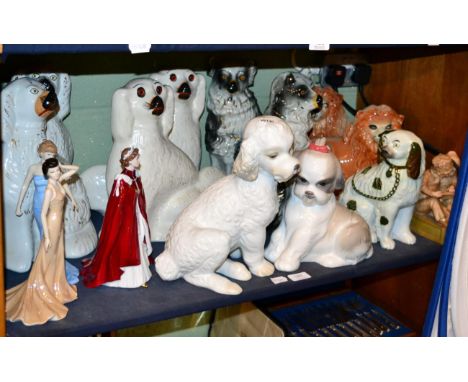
<box><xmin>265</xmin><ymin>72</ymin><xmax>322</xmax><ymax>151</ymax></box>
<box><xmin>340</xmin><ymin>129</ymin><xmax>425</xmax><ymax>250</ymax></box>
<box><xmin>205</xmin><ymin>65</ymin><xmax>261</xmax><ymax>174</ymax></box>
<box><xmin>156</xmin><ymin>116</ymin><xmax>300</xmax><ymax>295</ymax></box>
<box><xmin>266</xmin><ymin>142</ymin><xmax>372</xmax><ymax>272</ymax></box>
<box><xmin>151</xmin><ymin>69</ymin><xmax>205</xmax><ymax>168</ymax></box>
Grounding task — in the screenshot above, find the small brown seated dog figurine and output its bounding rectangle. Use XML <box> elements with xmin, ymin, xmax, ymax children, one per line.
<box><xmin>327</xmin><ymin>104</ymin><xmax>404</xmax><ymax>179</ymax></box>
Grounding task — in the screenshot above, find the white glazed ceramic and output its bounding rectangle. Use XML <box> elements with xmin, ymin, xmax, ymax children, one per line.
<box><xmin>156</xmin><ymin>116</ymin><xmax>300</xmax><ymax>295</ymax></box>
<box><xmin>340</xmin><ymin>129</ymin><xmax>426</xmax><ymax>250</ymax></box>
<box><xmin>151</xmin><ymin>69</ymin><xmax>205</xmax><ymax>168</ymax></box>
<box><xmin>266</xmin><ymin>143</ymin><xmax>373</xmax><ymax>272</ymax></box>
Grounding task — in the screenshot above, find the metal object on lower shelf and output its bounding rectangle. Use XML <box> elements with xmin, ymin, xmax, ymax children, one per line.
<box><xmin>264</xmin><ymin>291</ymin><xmax>412</xmax><ymax>337</ymax></box>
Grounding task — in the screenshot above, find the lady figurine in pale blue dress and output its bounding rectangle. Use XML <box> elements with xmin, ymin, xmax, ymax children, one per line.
<box><xmin>15</xmin><ymin>140</ymin><xmax>80</xmax><ymax>284</ymax></box>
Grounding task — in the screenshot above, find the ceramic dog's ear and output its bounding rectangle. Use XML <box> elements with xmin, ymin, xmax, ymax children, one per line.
<box><xmin>247</xmin><ymin>65</ymin><xmax>257</xmax><ymax>86</ymax></box>
<box><xmin>264</xmin><ymin>72</ymin><xmax>288</xmax><ymax>115</ymax></box>
<box><xmin>160</xmin><ymin>85</ymin><xmax>175</xmax><ymax>138</ymax></box>
<box><xmin>192</xmin><ymin>74</ymin><xmax>206</xmax><ymax>119</ymax></box>
<box><xmin>233</xmin><ymin>138</ymin><xmax>258</xmax><ymax>181</ymax></box>
<box><xmin>111</xmin><ymin>88</ymin><xmax>134</xmax><ymax>141</ymax></box>
<box><xmin>55</xmin><ymin>73</ymin><xmax>71</xmax><ymax>120</ymax></box>
<box><xmin>334</xmin><ymin>157</ymin><xmax>345</xmax><ymax>190</ymax></box>
<box><xmin>406</xmin><ymin>141</ymin><xmax>422</xmax><ymax>179</ymax></box>
<box><xmin>1</xmin><ymin>81</ymin><xmax>15</xmax><ymax>142</ymax></box>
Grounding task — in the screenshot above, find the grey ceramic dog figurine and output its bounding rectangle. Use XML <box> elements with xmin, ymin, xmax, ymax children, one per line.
<box><xmin>205</xmin><ymin>64</ymin><xmax>261</xmax><ymax>174</ymax></box>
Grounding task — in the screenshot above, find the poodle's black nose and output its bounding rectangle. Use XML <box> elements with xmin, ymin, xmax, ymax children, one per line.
<box><xmin>293</xmin><ymin>164</ymin><xmax>300</xmax><ymax>173</ymax></box>
<box><xmin>42</xmin><ymin>91</ymin><xmax>58</xmax><ymax>110</ymax></box>
<box><xmin>151</xmin><ymin>96</ymin><xmax>165</xmax><ymax>115</ymax></box>
<box><xmin>227</xmin><ymin>81</ymin><xmax>238</xmax><ymax>94</ymax></box>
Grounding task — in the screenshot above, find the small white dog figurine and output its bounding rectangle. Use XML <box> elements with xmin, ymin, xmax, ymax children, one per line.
<box><xmin>265</xmin><ymin>72</ymin><xmax>322</xmax><ymax>151</ymax></box>
<box><xmin>340</xmin><ymin>129</ymin><xmax>426</xmax><ymax>250</ymax></box>
<box><xmin>155</xmin><ymin>116</ymin><xmax>300</xmax><ymax>295</ymax></box>
<box><xmin>83</xmin><ymin>78</ymin><xmax>222</xmax><ymax>241</ymax></box>
<box><xmin>265</xmin><ymin>141</ymin><xmax>373</xmax><ymax>272</ymax></box>
<box><xmin>151</xmin><ymin>69</ymin><xmax>205</xmax><ymax>168</ymax></box>
<box><xmin>2</xmin><ymin>77</ymin><xmax>58</xmax><ymax>272</ymax></box>
<box><xmin>205</xmin><ymin>65</ymin><xmax>261</xmax><ymax>174</ymax></box>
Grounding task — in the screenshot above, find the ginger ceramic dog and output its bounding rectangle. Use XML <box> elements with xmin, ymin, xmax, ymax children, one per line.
<box><xmin>156</xmin><ymin>116</ymin><xmax>300</xmax><ymax>295</ymax></box>
<box><xmin>2</xmin><ymin>77</ymin><xmax>59</xmax><ymax>272</ymax></box>
<box><xmin>12</xmin><ymin>73</ymin><xmax>97</xmax><ymax>259</ymax></box>
<box><xmin>340</xmin><ymin>129</ymin><xmax>426</xmax><ymax>250</ymax></box>
<box><xmin>329</xmin><ymin>104</ymin><xmax>404</xmax><ymax>179</ymax></box>
<box><xmin>205</xmin><ymin>65</ymin><xmax>261</xmax><ymax>174</ymax></box>
<box><xmin>265</xmin><ymin>72</ymin><xmax>322</xmax><ymax>151</ymax></box>
<box><xmin>151</xmin><ymin>69</ymin><xmax>205</xmax><ymax>168</ymax></box>
<box><xmin>82</xmin><ymin>78</ymin><xmax>222</xmax><ymax>241</ymax></box>
<box><xmin>265</xmin><ymin>141</ymin><xmax>372</xmax><ymax>272</ymax></box>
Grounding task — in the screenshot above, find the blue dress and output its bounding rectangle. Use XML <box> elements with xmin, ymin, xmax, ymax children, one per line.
<box><xmin>33</xmin><ymin>175</ymin><xmax>79</xmax><ymax>284</ymax></box>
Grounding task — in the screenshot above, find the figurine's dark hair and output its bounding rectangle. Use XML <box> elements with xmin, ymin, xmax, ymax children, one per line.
<box><xmin>120</xmin><ymin>147</ymin><xmax>139</xmax><ymax>168</ymax></box>
<box><xmin>42</xmin><ymin>158</ymin><xmax>59</xmax><ymax>178</ymax></box>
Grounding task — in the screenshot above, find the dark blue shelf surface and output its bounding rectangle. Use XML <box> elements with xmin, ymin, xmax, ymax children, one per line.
<box><xmin>5</xmin><ymin>233</ymin><xmax>441</xmax><ymax>337</ymax></box>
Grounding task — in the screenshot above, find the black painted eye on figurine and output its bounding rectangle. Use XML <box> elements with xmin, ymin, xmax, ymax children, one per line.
<box><xmin>49</xmin><ymin>74</ymin><xmax>58</xmax><ymax>82</ymax></box>
<box><xmin>369</xmin><ymin>124</ymin><xmax>377</xmax><ymax>130</ymax></box>
<box><xmin>170</xmin><ymin>73</ymin><xmax>177</xmax><ymax>82</ymax></box>
<box><xmin>238</xmin><ymin>73</ymin><xmax>246</xmax><ymax>82</ymax></box>
<box><xmin>188</xmin><ymin>74</ymin><xmax>195</xmax><ymax>82</ymax></box>
<box><xmin>137</xmin><ymin>87</ymin><xmax>146</xmax><ymax>98</ymax></box>
<box><xmin>385</xmin><ymin>124</ymin><xmax>392</xmax><ymax>130</ymax></box>
<box><xmin>156</xmin><ymin>86</ymin><xmax>163</xmax><ymax>95</ymax></box>
<box><xmin>29</xmin><ymin>87</ymin><xmax>39</xmax><ymax>95</ymax></box>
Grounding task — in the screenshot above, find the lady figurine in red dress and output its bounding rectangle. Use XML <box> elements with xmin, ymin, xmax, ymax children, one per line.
<box><xmin>81</xmin><ymin>147</ymin><xmax>152</xmax><ymax>288</ymax></box>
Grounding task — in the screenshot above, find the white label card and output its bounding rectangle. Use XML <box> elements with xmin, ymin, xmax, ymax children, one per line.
<box><xmin>270</xmin><ymin>276</ymin><xmax>288</xmax><ymax>284</ymax></box>
<box><xmin>128</xmin><ymin>44</ymin><xmax>152</xmax><ymax>54</ymax></box>
<box><xmin>288</xmin><ymin>272</ymin><xmax>311</xmax><ymax>281</ymax></box>
<box><xmin>308</xmin><ymin>44</ymin><xmax>330</xmax><ymax>51</ymax></box>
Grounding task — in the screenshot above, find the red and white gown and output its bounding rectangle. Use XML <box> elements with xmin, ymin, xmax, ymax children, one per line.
<box><xmin>81</xmin><ymin>168</ymin><xmax>152</xmax><ymax>288</ymax></box>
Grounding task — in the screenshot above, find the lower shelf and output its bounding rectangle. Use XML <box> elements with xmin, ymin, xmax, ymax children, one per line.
<box><xmin>5</xmin><ymin>236</ymin><xmax>441</xmax><ymax>336</ymax></box>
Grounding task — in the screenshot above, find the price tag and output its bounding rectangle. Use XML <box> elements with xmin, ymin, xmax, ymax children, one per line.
<box><xmin>287</xmin><ymin>272</ymin><xmax>311</xmax><ymax>281</ymax></box>
<box><xmin>309</xmin><ymin>44</ymin><xmax>330</xmax><ymax>51</ymax></box>
<box><xmin>128</xmin><ymin>44</ymin><xmax>152</xmax><ymax>54</ymax></box>
<box><xmin>270</xmin><ymin>276</ymin><xmax>288</xmax><ymax>284</ymax></box>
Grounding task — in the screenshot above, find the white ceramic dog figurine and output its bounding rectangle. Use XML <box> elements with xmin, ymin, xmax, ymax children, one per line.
<box><xmin>265</xmin><ymin>72</ymin><xmax>322</xmax><ymax>151</ymax></box>
<box><xmin>205</xmin><ymin>65</ymin><xmax>261</xmax><ymax>174</ymax></box>
<box><xmin>11</xmin><ymin>73</ymin><xmax>97</xmax><ymax>260</ymax></box>
<box><xmin>155</xmin><ymin>116</ymin><xmax>300</xmax><ymax>295</ymax></box>
<box><xmin>83</xmin><ymin>78</ymin><xmax>222</xmax><ymax>241</ymax></box>
<box><xmin>340</xmin><ymin>129</ymin><xmax>426</xmax><ymax>250</ymax></box>
<box><xmin>12</xmin><ymin>73</ymin><xmax>74</xmax><ymax>163</ymax></box>
<box><xmin>265</xmin><ymin>141</ymin><xmax>373</xmax><ymax>272</ymax></box>
<box><xmin>151</xmin><ymin>69</ymin><xmax>205</xmax><ymax>168</ymax></box>
<box><xmin>2</xmin><ymin>77</ymin><xmax>59</xmax><ymax>272</ymax></box>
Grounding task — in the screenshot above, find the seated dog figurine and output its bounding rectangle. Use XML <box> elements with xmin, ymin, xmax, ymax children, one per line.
<box><xmin>329</xmin><ymin>104</ymin><xmax>404</xmax><ymax>179</ymax></box>
<box><xmin>156</xmin><ymin>116</ymin><xmax>300</xmax><ymax>295</ymax></box>
<box><xmin>205</xmin><ymin>64</ymin><xmax>261</xmax><ymax>174</ymax></box>
<box><xmin>265</xmin><ymin>141</ymin><xmax>373</xmax><ymax>272</ymax></box>
<box><xmin>265</xmin><ymin>72</ymin><xmax>323</xmax><ymax>151</ymax></box>
<box><xmin>151</xmin><ymin>69</ymin><xmax>205</xmax><ymax>168</ymax></box>
<box><xmin>340</xmin><ymin>129</ymin><xmax>426</xmax><ymax>250</ymax></box>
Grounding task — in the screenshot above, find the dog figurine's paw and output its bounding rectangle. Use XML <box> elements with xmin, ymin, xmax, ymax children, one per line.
<box><xmin>274</xmin><ymin>255</ymin><xmax>300</xmax><ymax>273</ymax></box>
<box><xmin>393</xmin><ymin>231</ymin><xmax>417</xmax><ymax>245</ymax></box>
<box><xmin>217</xmin><ymin>259</ymin><xmax>252</xmax><ymax>281</ymax></box>
<box><xmin>380</xmin><ymin>237</ymin><xmax>396</xmax><ymax>250</ymax></box>
<box><xmin>249</xmin><ymin>259</ymin><xmax>275</xmax><ymax>277</ymax></box>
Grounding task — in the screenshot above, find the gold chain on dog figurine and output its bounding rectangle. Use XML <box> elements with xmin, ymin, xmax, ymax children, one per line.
<box><xmin>351</xmin><ymin>165</ymin><xmax>401</xmax><ymax>201</ymax></box>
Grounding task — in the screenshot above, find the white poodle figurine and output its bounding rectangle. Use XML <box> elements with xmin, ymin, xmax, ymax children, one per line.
<box><xmin>265</xmin><ymin>141</ymin><xmax>373</xmax><ymax>272</ymax></box>
<box><xmin>83</xmin><ymin>78</ymin><xmax>222</xmax><ymax>241</ymax></box>
<box><xmin>155</xmin><ymin>116</ymin><xmax>300</xmax><ymax>295</ymax></box>
<box><xmin>10</xmin><ymin>73</ymin><xmax>97</xmax><ymax>260</ymax></box>
<box><xmin>150</xmin><ymin>69</ymin><xmax>205</xmax><ymax>168</ymax></box>
<box><xmin>2</xmin><ymin>77</ymin><xmax>58</xmax><ymax>272</ymax></box>
<box><xmin>340</xmin><ymin>129</ymin><xmax>426</xmax><ymax>250</ymax></box>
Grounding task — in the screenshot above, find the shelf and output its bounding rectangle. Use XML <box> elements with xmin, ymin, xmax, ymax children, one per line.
<box><xmin>5</xmin><ymin>234</ymin><xmax>441</xmax><ymax>337</ymax></box>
